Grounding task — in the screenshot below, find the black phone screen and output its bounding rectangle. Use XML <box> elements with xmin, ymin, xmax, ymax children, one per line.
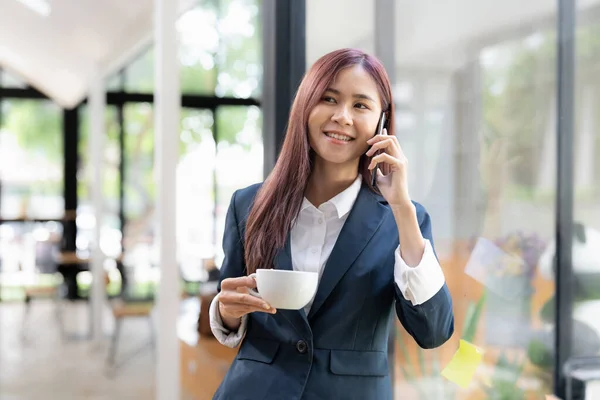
<box><xmin>371</xmin><ymin>112</ymin><xmax>387</xmax><ymax>186</ymax></box>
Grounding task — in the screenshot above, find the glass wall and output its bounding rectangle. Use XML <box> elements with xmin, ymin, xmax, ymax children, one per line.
<box><xmin>0</xmin><ymin>100</ymin><xmax>63</xmax><ymax>219</ymax></box>
<box><xmin>214</xmin><ymin>105</ymin><xmax>263</xmax><ymax>262</ymax></box>
<box><xmin>0</xmin><ymin>0</ymin><xmax>262</xmax><ymax>301</ymax></box>
<box><xmin>393</xmin><ymin>9</ymin><xmax>558</xmax><ymax>397</ymax></box>
<box><xmin>567</xmin><ymin>3</ymin><xmax>600</xmax><ymax>395</ymax></box>
<box><xmin>122</xmin><ymin>101</ymin><xmax>155</xmax><ymax>268</ymax></box>
<box><xmin>118</xmin><ymin>0</ymin><xmax>262</xmax><ymax>277</ymax></box>
<box><xmin>305</xmin><ymin>1</ymin><xmax>569</xmax><ymax>398</ymax></box>
<box><xmin>78</xmin><ymin>105</ymin><xmax>121</xmax><ymax>258</ymax></box>
<box><xmin>0</xmin><ymin>99</ymin><xmax>64</xmax><ymax>299</ymax></box>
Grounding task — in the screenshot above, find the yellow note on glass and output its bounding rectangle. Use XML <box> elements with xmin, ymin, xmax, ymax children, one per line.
<box><xmin>441</xmin><ymin>339</ymin><xmax>484</xmax><ymax>388</ymax></box>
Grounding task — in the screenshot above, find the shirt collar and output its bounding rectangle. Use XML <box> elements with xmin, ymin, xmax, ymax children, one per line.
<box><xmin>300</xmin><ymin>174</ymin><xmax>363</xmax><ymax>219</ymax></box>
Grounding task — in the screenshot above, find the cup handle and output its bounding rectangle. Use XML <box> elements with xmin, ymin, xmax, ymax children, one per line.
<box><xmin>246</xmin><ymin>273</ymin><xmax>261</xmax><ymax>298</ymax></box>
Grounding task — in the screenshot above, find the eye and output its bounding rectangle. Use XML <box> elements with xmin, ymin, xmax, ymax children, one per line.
<box><xmin>354</xmin><ymin>102</ymin><xmax>369</xmax><ymax>110</ymax></box>
<box><xmin>322</xmin><ymin>96</ymin><xmax>336</xmax><ymax>103</ymax></box>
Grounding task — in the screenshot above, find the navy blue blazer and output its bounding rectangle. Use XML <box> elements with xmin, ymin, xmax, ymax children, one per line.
<box><xmin>213</xmin><ymin>182</ymin><xmax>454</xmax><ymax>400</ymax></box>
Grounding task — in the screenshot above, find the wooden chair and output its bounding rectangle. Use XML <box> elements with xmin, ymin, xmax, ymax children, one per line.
<box><xmin>21</xmin><ymin>239</ymin><xmax>65</xmax><ymax>343</ymax></box>
<box><xmin>105</xmin><ymin>266</ymin><xmax>155</xmax><ymax>377</ymax></box>
<box><xmin>22</xmin><ymin>282</ymin><xmax>65</xmax><ymax>342</ymax></box>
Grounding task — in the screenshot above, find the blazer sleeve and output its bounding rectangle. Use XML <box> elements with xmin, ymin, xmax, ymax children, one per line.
<box><xmin>209</xmin><ymin>190</ymin><xmax>249</xmax><ymax>347</ymax></box>
<box><xmin>217</xmin><ymin>190</ymin><xmax>246</xmax><ymax>289</ymax></box>
<box><xmin>393</xmin><ymin>206</ymin><xmax>454</xmax><ymax>349</ymax></box>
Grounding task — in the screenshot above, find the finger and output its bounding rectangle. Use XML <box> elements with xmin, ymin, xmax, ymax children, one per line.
<box><xmin>368</xmin><ymin>153</ymin><xmax>404</xmax><ymax>171</ymax></box>
<box><xmin>365</xmin><ymin>138</ymin><xmax>399</xmax><ymax>157</ymax></box>
<box><xmin>220</xmin><ymin>276</ymin><xmax>257</xmax><ymax>291</ymax></box>
<box><xmin>219</xmin><ymin>291</ymin><xmax>273</xmax><ymax>311</ymax></box>
<box><xmin>368</xmin><ymin>132</ymin><xmax>396</xmax><ymax>145</ymax></box>
<box><xmin>222</xmin><ymin>303</ymin><xmax>277</xmax><ymax>315</ymax></box>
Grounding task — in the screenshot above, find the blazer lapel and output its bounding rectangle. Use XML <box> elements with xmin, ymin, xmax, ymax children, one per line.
<box><xmin>307</xmin><ymin>184</ymin><xmax>388</xmax><ymax>320</ymax></box>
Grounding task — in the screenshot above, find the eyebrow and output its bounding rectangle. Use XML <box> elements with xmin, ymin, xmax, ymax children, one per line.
<box><xmin>325</xmin><ymin>87</ymin><xmax>376</xmax><ymax>103</ymax></box>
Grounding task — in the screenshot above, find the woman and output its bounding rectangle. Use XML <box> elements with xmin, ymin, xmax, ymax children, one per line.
<box><xmin>209</xmin><ymin>48</ymin><xmax>454</xmax><ymax>400</ymax></box>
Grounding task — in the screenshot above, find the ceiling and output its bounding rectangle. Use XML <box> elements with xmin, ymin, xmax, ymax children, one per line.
<box><xmin>2</xmin><ymin>0</ymin><xmax>600</xmax><ymax>109</ymax></box>
<box><xmin>0</xmin><ymin>0</ymin><xmax>195</xmax><ymax>108</ymax></box>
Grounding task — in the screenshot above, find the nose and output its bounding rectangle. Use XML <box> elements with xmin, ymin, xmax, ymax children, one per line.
<box><xmin>331</xmin><ymin>105</ymin><xmax>352</xmax><ymax>126</ymax></box>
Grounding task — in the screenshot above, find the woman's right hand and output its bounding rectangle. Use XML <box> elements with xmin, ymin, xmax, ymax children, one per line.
<box><xmin>218</xmin><ymin>276</ymin><xmax>276</xmax><ymax>330</ymax></box>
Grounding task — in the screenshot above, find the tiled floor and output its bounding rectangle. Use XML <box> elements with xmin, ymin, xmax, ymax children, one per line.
<box><xmin>3</xmin><ymin>299</ymin><xmax>599</xmax><ymax>400</ymax></box>
<box><xmin>0</xmin><ymin>299</ymin><xmax>156</xmax><ymax>400</ymax></box>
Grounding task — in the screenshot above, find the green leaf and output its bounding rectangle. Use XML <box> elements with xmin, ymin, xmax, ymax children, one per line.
<box><xmin>462</xmin><ymin>291</ymin><xmax>487</xmax><ymax>343</ymax></box>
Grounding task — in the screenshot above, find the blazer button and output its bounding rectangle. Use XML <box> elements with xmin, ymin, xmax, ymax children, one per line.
<box><xmin>296</xmin><ymin>340</ymin><xmax>308</xmax><ymax>354</ymax></box>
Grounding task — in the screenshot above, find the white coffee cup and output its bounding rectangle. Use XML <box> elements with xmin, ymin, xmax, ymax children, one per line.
<box><xmin>247</xmin><ymin>269</ymin><xmax>318</xmax><ymax>310</ymax></box>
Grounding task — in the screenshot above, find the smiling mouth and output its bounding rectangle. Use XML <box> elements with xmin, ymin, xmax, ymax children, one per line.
<box><xmin>323</xmin><ymin>132</ymin><xmax>354</xmax><ymax>142</ymax></box>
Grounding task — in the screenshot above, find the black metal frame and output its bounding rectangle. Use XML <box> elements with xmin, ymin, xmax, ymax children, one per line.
<box><xmin>63</xmin><ymin>106</ymin><xmax>79</xmax><ymax>252</ymax></box>
<box><xmin>261</xmin><ymin>0</ymin><xmax>306</xmax><ymax>175</ymax></box>
<box><xmin>554</xmin><ymin>0</ymin><xmax>576</xmax><ymax>398</ymax></box>
<box><xmin>117</xmin><ymin>70</ymin><xmax>126</xmax><ymax>236</ymax></box>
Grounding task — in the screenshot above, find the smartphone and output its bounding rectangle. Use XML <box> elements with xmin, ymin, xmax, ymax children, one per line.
<box><xmin>370</xmin><ymin>112</ymin><xmax>388</xmax><ymax>187</ymax></box>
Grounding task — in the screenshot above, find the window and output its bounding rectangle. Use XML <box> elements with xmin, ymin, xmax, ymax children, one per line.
<box><xmin>214</xmin><ymin>105</ymin><xmax>262</xmax><ymax>262</ymax></box>
<box><xmin>125</xmin><ymin>0</ymin><xmax>262</xmax><ymax>97</ymax></box>
<box><xmin>0</xmin><ymin>100</ymin><xmax>63</xmax><ymax>219</ymax></box>
<box><xmin>77</xmin><ymin>105</ymin><xmax>121</xmax><ymax>257</ymax></box>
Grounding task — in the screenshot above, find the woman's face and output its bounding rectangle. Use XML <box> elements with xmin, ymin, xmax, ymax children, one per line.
<box><xmin>307</xmin><ymin>65</ymin><xmax>384</xmax><ymax>168</ymax></box>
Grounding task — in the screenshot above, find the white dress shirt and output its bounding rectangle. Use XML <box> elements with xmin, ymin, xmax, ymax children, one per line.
<box><xmin>209</xmin><ymin>175</ymin><xmax>446</xmax><ymax>348</ymax></box>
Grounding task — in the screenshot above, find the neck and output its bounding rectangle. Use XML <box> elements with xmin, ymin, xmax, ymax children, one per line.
<box><xmin>305</xmin><ymin>157</ymin><xmax>360</xmax><ymax>207</ymax></box>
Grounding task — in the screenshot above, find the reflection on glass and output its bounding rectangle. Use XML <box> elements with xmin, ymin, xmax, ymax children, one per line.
<box><xmin>366</xmin><ymin>4</ymin><xmax>561</xmax><ymax>399</ymax></box>
<box><xmin>0</xmin><ymin>100</ymin><xmax>63</xmax><ymax>219</ymax></box>
<box><xmin>564</xmin><ymin>7</ymin><xmax>600</xmax><ymax>399</ymax></box>
<box><xmin>77</xmin><ymin>105</ymin><xmax>122</xmax><ymax>257</ymax></box>
<box><xmin>214</xmin><ymin>106</ymin><xmax>263</xmax><ymax>264</ymax></box>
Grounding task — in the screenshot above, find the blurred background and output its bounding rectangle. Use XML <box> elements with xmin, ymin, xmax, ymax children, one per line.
<box><xmin>0</xmin><ymin>0</ymin><xmax>599</xmax><ymax>399</ymax></box>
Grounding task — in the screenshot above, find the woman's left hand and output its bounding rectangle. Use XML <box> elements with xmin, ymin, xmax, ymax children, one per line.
<box><xmin>365</xmin><ymin>129</ymin><xmax>412</xmax><ymax>208</ymax></box>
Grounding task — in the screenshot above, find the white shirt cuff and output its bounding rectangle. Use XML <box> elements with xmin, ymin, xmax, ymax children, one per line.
<box><xmin>209</xmin><ymin>293</ymin><xmax>248</xmax><ymax>348</ymax></box>
<box><xmin>394</xmin><ymin>239</ymin><xmax>446</xmax><ymax>306</ymax></box>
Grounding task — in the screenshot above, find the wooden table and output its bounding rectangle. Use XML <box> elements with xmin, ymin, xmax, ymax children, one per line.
<box><xmin>56</xmin><ymin>252</ymin><xmax>126</xmax><ymax>300</ymax></box>
<box><xmin>178</xmin><ymin>296</ymin><xmax>237</xmax><ymax>400</ymax></box>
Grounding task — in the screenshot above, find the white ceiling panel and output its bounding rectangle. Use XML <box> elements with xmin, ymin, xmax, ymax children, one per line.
<box><xmin>0</xmin><ymin>0</ymin><xmax>195</xmax><ymax>108</ymax></box>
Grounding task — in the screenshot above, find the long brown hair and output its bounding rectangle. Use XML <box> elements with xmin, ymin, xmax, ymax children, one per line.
<box><xmin>244</xmin><ymin>48</ymin><xmax>395</xmax><ymax>274</ymax></box>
